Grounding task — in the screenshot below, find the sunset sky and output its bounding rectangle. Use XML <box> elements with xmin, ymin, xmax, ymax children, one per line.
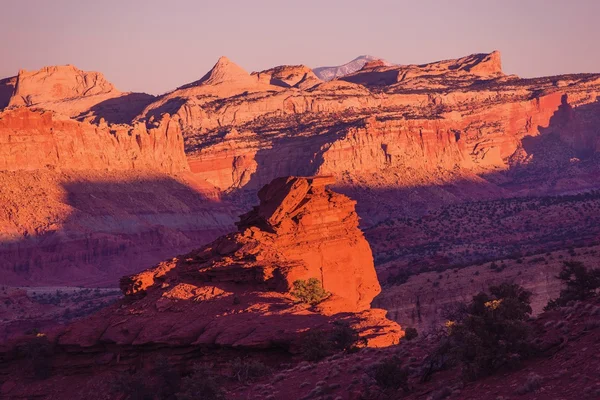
<box><xmin>2</xmin><ymin>0</ymin><xmax>599</xmax><ymax>94</ymax></box>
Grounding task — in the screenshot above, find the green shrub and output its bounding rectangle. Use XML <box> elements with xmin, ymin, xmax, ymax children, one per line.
<box><xmin>300</xmin><ymin>329</ymin><xmax>334</xmax><ymax>361</ymax></box>
<box><xmin>545</xmin><ymin>261</ymin><xmax>600</xmax><ymax>310</ymax></box>
<box><xmin>301</xmin><ymin>321</ymin><xmax>365</xmax><ymax>361</ymax></box>
<box><xmin>446</xmin><ymin>283</ymin><xmax>533</xmax><ymax>379</ymax></box>
<box><xmin>229</xmin><ymin>358</ymin><xmax>270</xmax><ymax>383</ymax></box>
<box><xmin>370</xmin><ymin>356</ymin><xmax>410</xmax><ymax>392</ymax></box>
<box><xmin>18</xmin><ymin>336</ymin><xmax>53</xmax><ymax>380</ymax></box>
<box><xmin>110</xmin><ymin>357</ymin><xmax>179</xmax><ymax>400</ymax></box>
<box><xmin>422</xmin><ymin>283</ymin><xmax>534</xmax><ymax>381</ymax></box>
<box><xmin>330</xmin><ymin>320</ymin><xmax>367</xmax><ymax>351</ymax></box>
<box><xmin>291</xmin><ymin>278</ymin><xmax>329</xmax><ymax>305</ymax></box>
<box><xmin>110</xmin><ymin>371</ymin><xmax>154</xmax><ymax>400</ymax></box>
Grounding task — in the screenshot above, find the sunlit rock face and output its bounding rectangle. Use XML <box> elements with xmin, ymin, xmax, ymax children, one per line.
<box><xmin>143</xmin><ymin>52</ymin><xmax>600</xmax><ymax>223</ymax></box>
<box><xmin>60</xmin><ymin>176</ymin><xmax>401</xmax><ymax>349</ymax></box>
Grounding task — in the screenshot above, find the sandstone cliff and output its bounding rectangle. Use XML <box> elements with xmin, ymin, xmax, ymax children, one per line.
<box><xmin>0</xmin><ymin>107</ymin><xmax>188</xmax><ymax>173</ymax></box>
<box><xmin>2</xmin><ymin>65</ymin><xmax>155</xmax><ymax>124</ymax></box>
<box><xmin>146</xmin><ymin>52</ymin><xmax>600</xmax><ymax>223</ymax></box>
<box><xmin>0</xmin><ymin>108</ymin><xmax>235</xmax><ymax>286</ymax></box>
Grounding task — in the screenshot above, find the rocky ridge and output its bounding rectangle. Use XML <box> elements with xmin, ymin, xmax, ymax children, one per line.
<box><xmin>313</xmin><ymin>55</ymin><xmax>394</xmax><ymax>81</ymax></box>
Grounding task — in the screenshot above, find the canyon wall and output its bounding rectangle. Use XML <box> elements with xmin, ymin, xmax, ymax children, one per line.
<box><xmin>0</xmin><ymin>73</ymin><xmax>236</xmax><ymax>286</ymax></box>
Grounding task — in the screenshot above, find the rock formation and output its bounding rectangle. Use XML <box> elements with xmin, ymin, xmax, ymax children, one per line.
<box><xmin>0</xmin><ymin>76</ymin><xmax>16</xmax><ymax>109</ymax></box>
<box><xmin>58</xmin><ymin>176</ymin><xmax>401</xmax><ymax>348</ymax></box>
<box><xmin>2</xmin><ymin>65</ymin><xmax>155</xmax><ymax>124</ymax></box>
<box><xmin>0</xmin><ymin>108</ymin><xmax>235</xmax><ymax>287</ymax></box>
<box><xmin>313</xmin><ymin>55</ymin><xmax>393</xmax><ymax>81</ymax></box>
<box><xmin>149</xmin><ymin>51</ymin><xmax>600</xmax><ymax>224</ymax></box>
<box><xmin>0</xmin><ymin>107</ymin><xmax>188</xmax><ymax>173</ymax></box>
<box><xmin>252</xmin><ymin>64</ymin><xmax>321</xmax><ymax>88</ymax></box>
<box><xmin>340</xmin><ymin>51</ymin><xmax>504</xmax><ymax>86</ymax></box>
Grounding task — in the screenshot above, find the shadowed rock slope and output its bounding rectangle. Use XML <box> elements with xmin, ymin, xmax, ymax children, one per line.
<box><xmin>0</xmin><ymin>177</ymin><xmax>401</xmax><ymax>399</ymax></box>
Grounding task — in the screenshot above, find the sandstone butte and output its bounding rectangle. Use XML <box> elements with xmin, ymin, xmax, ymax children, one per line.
<box><xmin>54</xmin><ymin>176</ymin><xmax>401</xmax><ymax>350</ymax></box>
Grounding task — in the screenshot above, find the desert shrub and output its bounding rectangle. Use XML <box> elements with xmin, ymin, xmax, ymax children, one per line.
<box><xmin>445</xmin><ymin>283</ymin><xmax>533</xmax><ymax>379</ymax></box>
<box><xmin>229</xmin><ymin>358</ymin><xmax>270</xmax><ymax>383</ymax></box>
<box><xmin>110</xmin><ymin>371</ymin><xmax>154</xmax><ymax>400</ymax></box>
<box><xmin>404</xmin><ymin>327</ymin><xmax>418</xmax><ymax>341</ymax></box>
<box><xmin>545</xmin><ymin>261</ymin><xmax>600</xmax><ymax>310</ymax></box>
<box><xmin>301</xmin><ymin>321</ymin><xmax>364</xmax><ymax>361</ymax></box>
<box><xmin>330</xmin><ymin>320</ymin><xmax>367</xmax><ymax>352</ymax></box>
<box><xmin>422</xmin><ymin>283</ymin><xmax>533</xmax><ymax>381</ymax></box>
<box><xmin>176</xmin><ymin>364</ymin><xmax>224</xmax><ymax>400</ymax></box>
<box><xmin>369</xmin><ymin>356</ymin><xmax>410</xmax><ymax>393</ymax></box>
<box><xmin>153</xmin><ymin>356</ymin><xmax>181</xmax><ymax>399</ymax></box>
<box><xmin>291</xmin><ymin>278</ymin><xmax>329</xmax><ymax>305</ymax></box>
<box><xmin>19</xmin><ymin>336</ymin><xmax>53</xmax><ymax>380</ymax></box>
<box><xmin>110</xmin><ymin>357</ymin><xmax>180</xmax><ymax>400</ymax></box>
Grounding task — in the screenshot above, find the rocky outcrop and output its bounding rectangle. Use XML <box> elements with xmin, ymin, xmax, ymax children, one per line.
<box><xmin>252</xmin><ymin>65</ymin><xmax>321</xmax><ymax>88</ymax></box>
<box><xmin>8</xmin><ymin>65</ymin><xmax>117</xmax><ymax>108</ymax></box>
<box><xmin>121</xmin><ymin>176</ymin><xmax>381</xmax><ymax>312</ymax></box>
<box><xmin>163</xmin><ymin>53</ymin><xmax>600</xmax><ymax>223</ymax></box>
<box><xmin>59</xmin><ymin>176</ymin><xmax>401</xmax><ymax>349</ymax></box>
<box><xmin>313</xmin><ymin>55</ymin><xmax>393</xmax><ymax>81</ymax></box>
<box><xmin>0</xmin><ymin>76</ymin><xmax>16</xmax><ymax>109</ymax></box>
<box><xmin>341</xmin><ymin>51</ymin><xmax>504</xmax><ymax>87</ymax></box>
<box><xmin>0</xmin><ymin>107</ymin><xmax>188</xmax><ymax>173</ymax></box>
<box><xmin>2</xmin><ymin>65</ymin><xmax>155</xmax><ymax>123</ymax></box>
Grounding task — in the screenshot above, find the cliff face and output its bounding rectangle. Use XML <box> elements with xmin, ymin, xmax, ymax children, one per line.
<box><xmin>60</xmin><ymin>177</ymin><xmax>400</xmax><ymax>349</ymax></box>
<box><xmin>154</xmin><ymin>53</ymin><xmax>600</xmax><ymax>220</ymax></box>
<box><xmin>0</xmin><ymin>108</ymin><xmax>189</xmax><ymax>173</ymax></box>
<box><xmin>0</xmin><ymin>108</ymin><xmax>234</xmax><ymax>287</ymax></box>
<box><xmin>9</xmin><ymin>65</ymin><xmax>118</xmax><ymax>107</ymax></box>
<box><xmin>2</xmin><ymin>65</ymin><xmax>155</xmax><ymax>124</ymax></box>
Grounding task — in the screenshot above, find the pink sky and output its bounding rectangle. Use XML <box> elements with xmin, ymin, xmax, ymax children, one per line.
<box><xmin>1</xmin><ymin>0</ymin><xmax>599</xmax><ymax>95</ymax></box>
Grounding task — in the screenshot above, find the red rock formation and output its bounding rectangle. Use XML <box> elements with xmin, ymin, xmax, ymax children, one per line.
<box><xmin>341</xmin><ymin>50</ymin><xmax>504</xmax><ymax>87</ymax></box>
<box><xmin>0</xmin><ymin>107</ymin><xmax>188</xmax><ymax>173</ymax></box>
<box><xmin>313</xmin><ymin>55</ymin><xmax>394</xmax><ymax>81</ymax></box>
<box><xmin>59</xmin><ymin>176</ymin><xmax>400</xmax><ymax>350</ymax></box>
<box><xmin>8</xmin><ymin>65</ymin><xmax>117</xmax><ymax>108</ymax></box>
<box><xmin>0</xmin><ymin>107</ymin><xmax>236</xmax><ymax>286</ymax></box>
<box><xmin>252</xmin><ymin>65</ymin><xmax>321</xmax><ymax>88</ymax></box>
<box><xmin>2</xmin><ymin>65</ymin><xmax>155</xmax><ymax>123</ymax></box>
<box><xmin>0</xmin><ymin>76</ymin><xmax>16</xmax><ymax>109</ymax></box>
<box><xmin>166</xmin><ymin>53</ymin><xmax>600</xmax><ymax>221</ymax></box>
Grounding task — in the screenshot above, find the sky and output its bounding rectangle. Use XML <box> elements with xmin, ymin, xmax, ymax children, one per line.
<box><xmin>1</xmin><ymin>0</ymin><xmax>599</xmax><ymax>95</ymax></box>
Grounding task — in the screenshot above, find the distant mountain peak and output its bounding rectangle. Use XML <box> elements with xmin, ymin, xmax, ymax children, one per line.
<box><xmin>179</xmin><ymin>56</ymin><xmax>253</xmax><ymax>89</ymax></box>
<box><xmin>313</xmin><ymin>55</ymin><xmax>393</xmax><ymax>81</ymax></box>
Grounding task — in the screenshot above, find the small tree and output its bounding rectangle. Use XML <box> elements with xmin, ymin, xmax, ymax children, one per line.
<box><xmin>300</xmin><ymin>321</ymin><xmax>365</xmax><ymax>361</ymax></box>
<box><xmin>439</xmin><ymin>283</ymin><xmax>533</xmax><ymax>380</ymax></box>
<box><xmin>545</xmin><ymin>261</ymin><xmax>600</xmax><ymax>310</ymax></box>
<box><xmin>291</xmin><ymin>278</ymin><xmax>329</xmax><ymax>305</ymax></box>
<box><xmin>370</xmin><ymin>356</ymin><xmax>410</xmax><ymax>393</ymax></box>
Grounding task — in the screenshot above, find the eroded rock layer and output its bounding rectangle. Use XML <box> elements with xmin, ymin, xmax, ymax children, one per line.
<box><xmin>0</xmin><ymin>107</ymin><xmax>235</xmax><ymax>286</ymax></box>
